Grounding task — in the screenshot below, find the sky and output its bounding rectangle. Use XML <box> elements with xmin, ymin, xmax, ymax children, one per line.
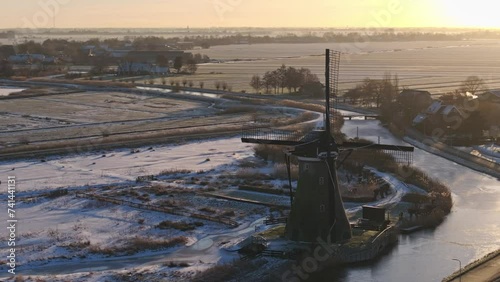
<box><xmin>1</xmin><ymin>0</ymin><xmax>500</xmax><ymax>29</ymax></box>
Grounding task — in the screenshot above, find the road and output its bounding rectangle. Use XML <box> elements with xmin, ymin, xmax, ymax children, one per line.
<box><xmin>447</xmin><ymin>252</ymin><xmax>500</xmax><ymax>282</ymax></box>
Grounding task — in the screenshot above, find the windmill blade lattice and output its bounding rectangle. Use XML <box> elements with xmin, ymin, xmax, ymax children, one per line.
<box><xmin>327</xmin><ymin>50</ymin><xmax>341</xmax><ymax>133</ymax></box>
<box><xmin>339</xmin><ymin>142</ymin><xmax>414</xmax><ymax>165</ymax></box>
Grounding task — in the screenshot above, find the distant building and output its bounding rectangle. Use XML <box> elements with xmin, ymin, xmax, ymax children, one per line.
<box><xmin>479</xmin><ymin>90</ymin><xmax>500</xmax><ymax>104</ymax></box>
<box><xmin>0</xmin><ymin>45</ymin><xmax>16</xmax><ymax>60</ymax></box>
<box><xmin>399</xmin><ymin>89</ymin><xmax>433</xmax><ymax>106</ymax></box>
<box><xmin>398</xmin><ymin>89</ymin><xmax>434</xmax><ymax>121</ymax></box>
<box><xmin>0</xmin><ymin>31</ymin><xmax>15</xmax><ymax>39</ymax></box>
<box><xmin>125</xmin><ymin>50</ymin><xmax>186</xmax><ymax>64</ymax></box>
<box><xmin>175</xmin><ymin>42</ymin><xmax>195</xmax><ymax>50</ymax></box>
<box><xmin>412</xmin><ymin>100</ymin><xmax>466</xmax><ymax>133</ymax></box>
<box><xmin>117</xmin><ymin>62</ymin><xmax>169</xmax><ymax>75</ymax></box>
<box><xmin>8</xmin><ymin>54</ymin><xmax>56</xmax><ymax>64</ymax></box>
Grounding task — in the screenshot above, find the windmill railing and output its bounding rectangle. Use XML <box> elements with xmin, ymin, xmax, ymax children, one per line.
<box><xmin>340</xmin><ymin>142</ymin><xmax>414</xmax><ymax>165</ymax></box>
<box><xmin>241</xmin><ymin>126</ymin><xmax>310</xmax><ymax>146</ymax></box>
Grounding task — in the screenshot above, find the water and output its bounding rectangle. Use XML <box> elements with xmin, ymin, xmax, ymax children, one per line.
<box><xmin>316</xmin><ymin>118</ymin><xmax>500</xmax><ymax>282</ymax></box>
<box><xmin>0</xmin><ymin>87</ymin><xmax>25</xmax><ymax>96</ymax></box>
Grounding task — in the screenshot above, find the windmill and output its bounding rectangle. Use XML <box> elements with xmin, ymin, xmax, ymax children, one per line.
<box><xmin>242</xmin><ymin>49</ymin><xmax>414</xmax><ymax>243</ymax></box>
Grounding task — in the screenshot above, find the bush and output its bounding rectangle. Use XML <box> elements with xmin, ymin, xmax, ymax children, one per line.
<box><xmin>159</xmin><ymin>168</ymin><xmax>192</xmax><ymax>176</ymax></box>
<box><xmin>89</xmin><ymin>236</ymin><xmax>187</xmax><ymax>255</ymax></box>
<box><xmin>47</xmin><ymin>189</ymin><xmax>69</xmax><ymax>199</ymax></box>
<box><xmin>401</xmin><ymin>193</ymin><xmax>430</xmax><ymax>204</ymax></box>
<box><xmin>156</xmin><ymin>220</ymin><xmax>200</xmax><ymax>231</ymax></box>
<box><xmin>199</xmin><ymin>207</ymin><xmax>216</xmax><ymax>214</ymax></box>
<box><xmin>254</xmin><ymin>144</ymin><xmax>286</xmax><ymax>163</ymax></box>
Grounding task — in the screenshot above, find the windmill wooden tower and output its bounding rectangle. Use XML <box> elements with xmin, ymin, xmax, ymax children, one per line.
<box><xmin>242</xmin><ymin>50</ymin><xmax>413</xmax><ymax>243</ymax></box>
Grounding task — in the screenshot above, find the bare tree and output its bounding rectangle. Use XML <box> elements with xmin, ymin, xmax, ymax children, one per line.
<box><xmin>188</xmin><ymin>81</ymin><xmax>194</xmax><ymax>88</ymax></box>
<box><xmin>174</xmin><ymin>57</ymin><xmax>183</xmax><ymax>73</ymax></box>
<box><xmin>460</xmin><ymin>76</ymin><xmax>486</xmax><ymax>95</ymax></box>
<box><xmin>215</xmin><ymin>81</ymin><xmax>221</xmax><ymax>90</ymax></box>
<box><xmin>222</xmin><ymin>81</ymin><xmax>228</xmax><ymax>91</ymax></box>
<box><xmin>199</xmin><ymin>81</ymin><xmax>204</xmax><ymax>89</ymax></box>
<box><xmin>186</xmin><ymin>59</ymin><xmax>198</xmax><ymax>74</ymax></box>
<box><xmin>250</xmin><ymin>75</ymin><xmax>261</xmax><ymax>93</ymax></box>
<box><xmin>182</xmin><ymin>79</ymin><xmax>188</xmax><ymax>87</ymax></box>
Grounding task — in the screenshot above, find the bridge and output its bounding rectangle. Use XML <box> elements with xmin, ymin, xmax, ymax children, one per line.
<box><xmin>341</xmin><ymin>114</ymin><xmax>379</xmax><ymax>120</ymax></box>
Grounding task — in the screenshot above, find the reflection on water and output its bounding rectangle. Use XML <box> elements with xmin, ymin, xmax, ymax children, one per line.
<box><xmin>320</xmin><ymin>117</ymin><xmax>500</xmax><ymax>282</ymax></box>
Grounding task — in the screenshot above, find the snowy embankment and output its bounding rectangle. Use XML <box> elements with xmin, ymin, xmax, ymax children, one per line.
<box><xmin>472</xmin><ymin>144</ymin><xmax>500</xmax><ymax>164</ymax></box>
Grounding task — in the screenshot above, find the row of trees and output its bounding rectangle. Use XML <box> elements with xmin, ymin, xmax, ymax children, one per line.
<box><xmin>438</xmin><ymin>76</ymin><xmax>486</xmax><ymax>105</ymax></box>
<box><xmin>125</xmin><ymin>30</ymin><xmax>500</xmax><ymax>49</ymax></box>
<box><xmin>249</xmin><ymin>65</ymin><xmax>320</xmax><ymax>95</ymax></box>
<box><xmin>165</xmin><ymin>80</ymin><xmax>232</xmax><ymax>91</ymax></box>
<box><xmin>343</xmin><ymin>75</ymin><xmax>400</xmax><ymax>114</ymax></box>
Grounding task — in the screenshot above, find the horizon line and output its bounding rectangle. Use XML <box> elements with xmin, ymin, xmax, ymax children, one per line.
<box><xmin>2</xmin><ymin>26</ymin><xmax>500</xmax><ymax>31</ymax></box>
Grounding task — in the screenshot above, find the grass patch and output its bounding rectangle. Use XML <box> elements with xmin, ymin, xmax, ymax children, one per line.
<box><xmin>192</xmin><ymin>260</ymin><xmax>262</xmax><ymax>282</ymax></box>
<box><xmin>199</xmin><ymin>207</ymin><xmax>217</xmax><ymax>214</ymax></box>
<box><xmin>46</xmin><ymin>189</ymin><xmax>69</xmax><ymax>199</ymax></box>
<box><xmin>159</xmin><ymin>168</ymin><xmax>193</xmax><ymax>176</ymax></box>
<box><xmin>257</xmin><ymin>225</ymin><xmax>286</xmax><ymax>240</ymax></box>
<box><xmin>235</xmin><ymin>168</ymin><xmax>272</xmax><ymax>180</ymax></box>
<box><xmin>89</xmin><ymin>236</ymin><xmax>187</xmax><ymax>256</ymax></box>
<box><xmin>401</xmin><ymin>193</ymin><xmax>431</xmax><ymax>204</ymax></box>
<box><xmin>271</xmin><ymin>163</ymin><xmax>298</xmax><ymax>180</ymax></box>
<box><xmin>156</xmin><ymin>220</ymin><xmax>203</xmax><ymax>231</ymax></box>
<box><xmin>218</xmin><ymin>106</ymin><xmax>257</xmax><ymax>115</ymax></box>
<box><xmin>254</xmin><ymin>144</ymin><xmax>287</xmax><ymax>164</ymax></box>
<box><xmin>345</xmin><ymin>229</ymin><xmax>379</xmax><ymax>248</ymax></box>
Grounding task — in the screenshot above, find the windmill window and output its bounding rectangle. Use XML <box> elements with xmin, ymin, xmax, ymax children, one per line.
<box><xmin>319</xmin><ymin>177</ymin><xmax>325</xmax><ymax>185</ymax></box>
<box><xmin>319</xmin><ymin>204</ymin><xmax>326</xmax><ymax>213</ymax></box>
<box><xmin>304</xmin><ymin>164</ymin><xmax>310</xmax><ymax>170</ymax></box>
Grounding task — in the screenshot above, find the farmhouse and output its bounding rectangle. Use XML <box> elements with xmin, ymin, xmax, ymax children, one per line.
<box><xmin>399</xmin><ymin>89</ymin><xmax>433</xmax><ymax>106</ymax></box>
<box><xmin>412</xmin><ymin>100</ymin><xmax>466</xmax><ymax>133</ymax></box>
<box><xmin>479</xmin><ymin>90</ymin><xmax>500</xmax><ymax>104</ymax></box>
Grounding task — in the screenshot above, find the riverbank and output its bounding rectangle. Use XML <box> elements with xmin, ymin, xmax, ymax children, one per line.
<box><xmin>404</xmin><ymin>128</ymin><xmax>500</xmax><ymax>179</ymax></box>
<box><xmin>442</xmin><ymin>249</ymin><xmax>500</xmax><ymax>282</ymax></box>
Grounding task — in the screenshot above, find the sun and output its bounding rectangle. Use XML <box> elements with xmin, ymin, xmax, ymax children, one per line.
<box><xmin>440</xmin><ymin>0</ymin><xmax>500</xmax><ymax>28</ymax></box>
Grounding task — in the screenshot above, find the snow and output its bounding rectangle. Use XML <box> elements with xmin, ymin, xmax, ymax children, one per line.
<box><xmin>0</xmin><ymin>137</ymin><xmax>254</xmax><ymax>193</ymax></box>
<box><xmin>0</xmin><ymin>87</ymin><xmax>25</xmax><ymax>96</ymax></box>
<box><xmin>471</xmin><ymin>144</ymin><xmax>500</xmax><ymax>164</ymax></box>
<box><xmin>0</xmin><ymin>116</ymin><xmax>430</xmax><ymax>280</ymax></box>
<box><xmin>0</xmin><ymin>137</ymin><xmax>273</xmax><ymax>280</ymax></box>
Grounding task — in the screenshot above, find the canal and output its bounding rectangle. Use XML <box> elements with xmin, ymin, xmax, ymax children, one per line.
<box><xmin>314</xmin><ymin>116</ymin><xmax>500</xmax><ymax>281</ymax></box>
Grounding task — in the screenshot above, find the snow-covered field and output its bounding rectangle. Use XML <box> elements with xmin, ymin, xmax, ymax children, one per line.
<box><xmin>0</xmin><ymin>138</ymin><xmax>253</xmax><ymax>193</ymax></box>
<box><xmin>0</xmin><ymin>135</ymin><xmax>425</xmax><ymax>281</ymax></box>
<box><xmin>0</xmin><ymin>138</ymin><xmax>263</xmax><ymax>281</ymax></box>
